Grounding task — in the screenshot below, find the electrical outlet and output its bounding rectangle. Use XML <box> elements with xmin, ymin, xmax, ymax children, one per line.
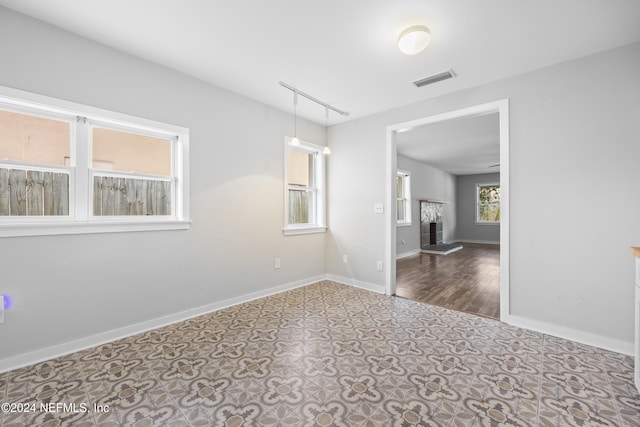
<box><xmin>343</xmin><ymin>255</ymin><xmax>348</xmax><ymax>264</ymax></box>
<box><xmin>274</xmin><ymin>258</ymin><xmax>281</xmax><ymax>269</ymax></box>
<box><xmin>373</xmin><ymin>203</ymin><xmax>384</xmax><ymax>214</ymax></box>
<box><xmin>376</xmin><ymin>261</ymin><xmax>383</xmax><ymax>272</ymax></box>
<box><xmin>0</xmin><ymin>295</ymin><xmax>4</xmax><ymax>324</ymax></box>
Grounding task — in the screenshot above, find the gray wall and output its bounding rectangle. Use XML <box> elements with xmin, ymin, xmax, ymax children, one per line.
<box><xmin>0</xmin><ymin>8</ymin><xmax>326</xmax><ymax>362</ymax></box>
<box><xmin>456</xmin><ymin>173</ymin><xmax>500</xmax><ymax>244</ymax></box>
<box><xmin>396</xmin><ymin>155</ymin><xmax>456</xmax><ymax>257</ymax></box>
<box><xmin>1</xmin><ymin>6</ymin><xmax>639</xmax><ymax>362</ymax></box>
<box><xmin>327</xmin><ymin>42</ymin><xmax>640</xmax><ymax>349</ymax></box>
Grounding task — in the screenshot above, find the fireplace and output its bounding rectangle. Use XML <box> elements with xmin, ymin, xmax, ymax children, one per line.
<box><xmin>420</xmin><ymin>200</ymin><xmax>444</xmax><ymax>250</ymax></box>
<box><xmin>419</xmin><ymin>200</ymin><xmax>462</xmax><ymax>254</ymax></box>
<box><xmin>429</xmin><ymin>222</ymin><xmax>443</xmax><ymax>246</ymax></box>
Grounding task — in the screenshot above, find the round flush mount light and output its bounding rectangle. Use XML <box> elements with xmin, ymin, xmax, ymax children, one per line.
<box><xmin>398</xmin><ymin>25</ymin><xmax>431</xmax><ymax>55</ymax></box>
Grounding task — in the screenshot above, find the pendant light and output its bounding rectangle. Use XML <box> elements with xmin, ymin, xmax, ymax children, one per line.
<box><xmin>322</xmin><ymin>106</ymin><xmax>331</xmax><ymax>155</ymax></box>
<box><xmin>291</xmin><ymin>91</ymin><xmax>300</xmax><ymax>146</ymax></box>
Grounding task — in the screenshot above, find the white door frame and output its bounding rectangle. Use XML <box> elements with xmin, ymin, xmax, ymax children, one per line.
<box><xmin>385</xmin><ymin>99</ymin><xmax>510</xmax><ymax>321</ymax></box>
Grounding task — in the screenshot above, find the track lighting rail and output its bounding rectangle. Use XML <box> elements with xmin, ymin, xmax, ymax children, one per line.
<box><xmin>279</xmin><ymin>81</ymin><xmax>349</xmax><ymax>117</ymax></box>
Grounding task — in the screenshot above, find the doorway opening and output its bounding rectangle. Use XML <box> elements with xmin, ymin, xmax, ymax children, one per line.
<box><xmin>384</xmin><ymin>99</ymin><xmax>510</xmax><ymax>321</ymax></box>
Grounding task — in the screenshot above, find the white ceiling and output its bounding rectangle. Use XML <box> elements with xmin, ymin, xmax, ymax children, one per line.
<box><xmin>1</xmin><ymin>0</ymin><xmax>639</xmax><ymax>126</ymax></box>
<box><xmin>397</xmin><ymin>113</ymin><xmax>500</xmax><ymax>176</ymax></box>
<box><xmin>2</xmin><ymin>1</ymin><xmax>639</xmax><ymax>176</ymax></box>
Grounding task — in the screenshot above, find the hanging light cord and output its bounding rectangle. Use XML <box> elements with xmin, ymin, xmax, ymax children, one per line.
<box><xmin>325</xmin><ymin>107</ymin><xmax>329</xmax><ymax>145</ymax></box>
<box><xmin>323</xmin><ymin>106</ymin><xmax>331</xmax><ymax>154</ymax></box>
<box><xmin>293</xmin><ymin>91</ymin><xmax>298</xmax><ymax>138</ymax></box>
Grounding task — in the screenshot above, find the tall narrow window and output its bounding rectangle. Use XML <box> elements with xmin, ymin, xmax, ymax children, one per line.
<box><xmin>284</xmin><ymin>137</ymin><xmax>326</xmax><ymax>235</ymax></box>
<box><xmin>396</xmin><ymin>170</ymin><xmax>411</xmax><ymax>225</ymax></box>
<box><xmin>476</xmin><ymin>183</ymin><xmax>500</xmax><ymax>223</ymax></box>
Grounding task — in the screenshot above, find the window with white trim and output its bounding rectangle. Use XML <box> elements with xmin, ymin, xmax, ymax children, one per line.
<box><xmin>476</xmin><ymin>183</ymin><xmax>500</xmax><ymax>224</ymax></box>
<box><xmin>0</xmin><ymin>86</ymin><xmax>189</xmax><ymax>237</ymax></box>
<box><xmin>284</xmin><ymin>136</ymin><xmax>326</xmax><ymax>235</ymax></box>
<box><xmin>396</xmin><ymin>170</ymin><xmax>411</xmax><ymax>225</ymax></box>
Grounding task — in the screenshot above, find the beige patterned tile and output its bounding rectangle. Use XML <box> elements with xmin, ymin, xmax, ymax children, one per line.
<box><xmin>3</xmin><ymin>377</ymin><xmax>94</xmax><ymax>427</ymax></box>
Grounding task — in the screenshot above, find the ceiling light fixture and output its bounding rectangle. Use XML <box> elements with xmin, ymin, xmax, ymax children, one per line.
<box><xmin>398</xmin><ymin>25</ymin><xmax>431</xmax><ymax>55</ymax></box>
<box><xmin>323</xmin><ymin>107</ymin><xmax>331</xmax><ymax>155</ymax></box>
<box><xmin>291</xmin><ymin>91</ymin><xmax>300</xmax><ymax>145</ymax></box>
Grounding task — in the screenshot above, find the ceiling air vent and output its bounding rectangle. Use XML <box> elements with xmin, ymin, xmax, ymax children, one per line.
<box><xmin>413</xmin><ymin>69</ymin><xmax>457</xmax><ymax>88</ymax></box>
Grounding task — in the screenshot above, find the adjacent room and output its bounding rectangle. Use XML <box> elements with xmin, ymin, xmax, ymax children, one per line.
<box><xmin>394</xmin><ymin>112</ymin><xmax>502</xmax><ymax>320</ymax></box>
<box><xmin>0</xmin><ymin>1</ymin><xmax>639</xmax><ymax>426</ymax></box>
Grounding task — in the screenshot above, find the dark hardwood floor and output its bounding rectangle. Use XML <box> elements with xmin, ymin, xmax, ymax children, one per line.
<box><xmin>395</xmin><ymin>242</ymin><xmax>500</xmax><ymax>319</ymax></box>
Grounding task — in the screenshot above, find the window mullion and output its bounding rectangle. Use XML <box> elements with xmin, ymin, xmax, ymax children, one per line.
<box><xmin>75</xmin><ymin>117</ymin><xmax>90</xmax><ymax>220</ymax></box>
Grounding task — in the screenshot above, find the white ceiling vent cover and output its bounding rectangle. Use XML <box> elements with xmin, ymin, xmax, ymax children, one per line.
<box><xmin>413</xmin><ymin>69</ymin><xmax>457</xmax><ymax>88</ymax></box>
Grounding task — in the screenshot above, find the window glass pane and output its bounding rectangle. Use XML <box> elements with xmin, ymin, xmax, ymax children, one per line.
<box><xmin>92</xmin><ymin>127</ymin><xmax>171</xmax><ymax>175</ymax></box>
<box><xmin>288</xmin><ymin>149</ymin><xmax>313</xmax><ymax>187</ymax></box>
<box><xmin>288</xmin><ymin>189</ymin><xmax>313</xmax><ymax>224</ymax></box>
<box><xmin>397</xmin><ymin>175</ymin><xmax>403</xmax><ymax>196</ymax></box>
<box><xmin>479</xmin><ymin>202</ymin><xmax>500</xmax><ymax>222</ymax></box>
<box><xmin>0</xmin><ymin>108</ymin><xmax>71</xmax><ymax>217</ymax></box>
<box><xmin>0</xmin><ymin>108</ymin><xmax>70</xmax><ymax>166</ymax></box>
<box><xmin>93</xmin><ymin>176</ymin><xmax>171</xmax><ymax>216</ymax></box>
<box><xmin>479</xmin><ymin>185</ymin><xmax>500</xmax><ymax>203</ymax></box>
<box><xmin>0</xmin><ymin>167</ymin><xmax>69</xmax><ymax>216</ymax></box>
<box><xmin>397</xmin><ymin>199</ymin><xmax>405</xmax><ymax>222</ymax></box>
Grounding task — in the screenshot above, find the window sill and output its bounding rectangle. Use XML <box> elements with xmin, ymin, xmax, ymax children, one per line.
<box><xmin>475</xmin><ymin>221</ymin><xmax>500</xmax><ymax>226</ymax></box>
<box><xmin>283</xmin><ymin>226</ymin><xmax>327</xmax><ymax>236</ymax></box>
<box><xmin>396</xmin><ymin>222</ymin><xmax>412</xmax><ymax>227</ymax></box>
<box><xmin>0</xmin><ymin>220</ymin><xmax>191</xmax><ymax>238</ymax></box>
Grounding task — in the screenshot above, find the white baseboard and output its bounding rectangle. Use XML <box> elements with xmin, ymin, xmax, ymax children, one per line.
<box><xmin>396</xmin><ymin>249</ymin><xmax>420</xmax><ymax>260</ymax></box>
<box><xmin>455</xmin><ymin>239</ymin><xmax>500</xmax><ymax>245</ymax></box>
<box><xmin>504</xmin><ymin>314</ymin><xmax>633</xmax><ymax>356</ymax></box>
<box><xmin>0</xmin><ymin>275</ymin><xmax>325</xmax><ymax>373</ymax></box>
<box><xmin>5</xmin><ymin>275</ymin><xmax>629</xmax><ymax>373</ymax></box>
<box><xmin>326</xmin><ymin>274</ymin><xmax>386</xmax><ymax>294</ymax></box>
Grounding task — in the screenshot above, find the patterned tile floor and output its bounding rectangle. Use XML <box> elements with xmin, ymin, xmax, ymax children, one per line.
<box><xmin>1</xmin><ymin>281</ymin><xmax>640</xmax><ymax>426</ymax></box>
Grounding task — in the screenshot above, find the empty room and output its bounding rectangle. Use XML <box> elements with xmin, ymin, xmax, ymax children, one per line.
<box><xmin>1</xmin><ymin>1</ymin><xmax>640</xmax><ymax>426</ymax></box>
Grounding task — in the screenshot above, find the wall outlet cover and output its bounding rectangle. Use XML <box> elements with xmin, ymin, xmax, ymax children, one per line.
<box><xmin>373</xmin><ymin>203</ymin><xmax>384</xmax><ymax>214</ymax></box>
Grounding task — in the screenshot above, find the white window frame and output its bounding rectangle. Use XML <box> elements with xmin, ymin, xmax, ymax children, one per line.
<box><xmin>476</xmin><ymin>182</ymin><xmax>500</xmax><ymax>225</ymax></box>
<box><xmin>396</xmin><ymin>170</ymin><xmax>412</xmax><ymax>226</ymax></box>
<box><xmin>283</xmin><ymin>136</ymin><xmax>326</xmax><ymax>235</ymax></box>
<box><xmin>0</xmin><ymin>85</ymin><xmax>190</xmax><ymax>237</ymax></box>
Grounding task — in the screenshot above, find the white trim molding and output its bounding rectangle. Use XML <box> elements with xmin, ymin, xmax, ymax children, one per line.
<box><xmin>454</xmin><ymin>239</ymin><xmax>500</xmax><ymax>245</ymax></box>
<box><xmin>385</xmin><ymin>98</ymin><xmax>510</xmax><ymax>322</ymax></box>
<box><xmin>326</xmin><ymin>274</ymin><xmax>386</xmax><ymax>294</ymax></box>
<box><xmin>506</xmin><ymin>314</ymin><xmax>633</xmax><ymax>356</ymax></box>
<box><xmin>396</xmin><ymin>249</ymin><xmax>420</xmax><ymax>260</ymax></box>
